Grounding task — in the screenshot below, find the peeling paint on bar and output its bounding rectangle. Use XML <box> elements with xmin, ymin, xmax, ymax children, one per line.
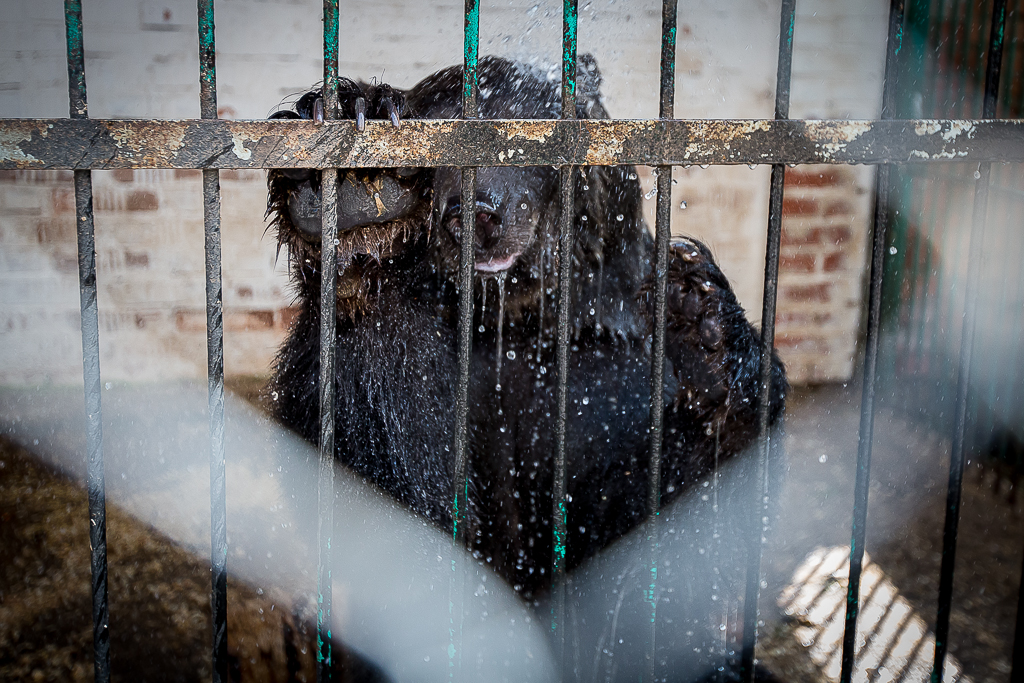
<box><xmin>0</xmin><ymin>118</ymin><xmax>1021</xmax><ymax>169</ymax></box>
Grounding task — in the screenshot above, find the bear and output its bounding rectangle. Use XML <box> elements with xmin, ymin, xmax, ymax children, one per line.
<box><xmin>266</xmin><ymin>55</ymin><xmax>786</xmax><ymax>604</ymax></box>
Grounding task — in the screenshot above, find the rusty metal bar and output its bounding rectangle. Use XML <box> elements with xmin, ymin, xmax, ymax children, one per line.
<box><xmin>932</xmin><ymin>1</ymin><xmax>1006</xmax><ymax>681</ymax></box>
<box><xmin>449</xmin><ymin>2</ymin><xmax>479</xmax><ymax>679</ymax></box>
<box><xmin>197</xmin><ymin>1</ymin><xmax>227</xmax><ymax>681</ymax></box>
<box><xmin>840</xmin><ymin>1</ymin><xmax>905</xmax><ymax>682</ymax></box>
<box><xmin>645</xmin><ymin>1</ymin><xmax>677</xmax><ymax>680</ymax></box>
<box><xmin>3</xmin><ymin>118</ymin><xmax>1022</xmax><ymax>170</ymax></box>
<box><xmin>551</xmin><ymin>0</ymin><xmax>577</xmax><ymax>667</ymax></box>
<box><xmin>317</xmin><ymin>2</ymin><xmax>340</xmax><ymax>682</ymax></box>
<box><xmin>741</xmin><ymin>0</ymin><xmax>795</xmax><ymax>680</ymax></box>
<box><xmin>64</xmin><ymin>2</ymin><xmax>110</xmax><ymax>682</ymax></box>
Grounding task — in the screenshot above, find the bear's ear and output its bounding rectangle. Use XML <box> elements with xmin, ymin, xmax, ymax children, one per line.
<box><xmin>575</xmin><ymin>53</ymin><xmax>608</xmax><ymax>120</ymax></box>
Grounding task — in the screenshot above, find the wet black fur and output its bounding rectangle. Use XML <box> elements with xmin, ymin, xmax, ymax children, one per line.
<box><xmin>267</xmin><ymin>56</ymin><xmax>787</xmax><ymax>600</ymax></box>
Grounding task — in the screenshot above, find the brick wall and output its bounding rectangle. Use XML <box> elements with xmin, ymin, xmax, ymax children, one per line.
<box><xmin>776</xmin><ymin>165</ymin><xmax>874</xmax><ymax>383</ymax></box>
<box><xmin>0</xmin><ymin>168</ymin><xmax>294</xmax><ymax>383</ymax></box>
<box><xmin>1</xmin><ymin>0</ymin><xmax>888</xmax><ymax>386</ymax></box>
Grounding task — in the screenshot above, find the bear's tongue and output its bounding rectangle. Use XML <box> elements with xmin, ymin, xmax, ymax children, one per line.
<box><xmin>475</xmin><ymin>253</ymin><xmax>519</xmax><ymax>273</ymax></box>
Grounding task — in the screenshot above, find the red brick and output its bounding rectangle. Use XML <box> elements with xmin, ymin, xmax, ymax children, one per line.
<box><xmin>780</xmin><ymin>253</ymin><xmax>816</xmax><ymax>273</ymax></box>
<box><xmin>36</xmin><ymin>218</ymin><xmax>75</xmax><ymax>244</ymax></box>
<box><xmin>775</xmin><ymin>334</ymin><xmax>830</xmax><ymax>354</ymax></box>
<box><xmin>782</xmin><ymin>197</ymin><xmax>819</xmax><ymax>217</ymax></box>
<box><xmin>52</xmin><ymin>187</ymin><xmax>75</xmax><ymax>214</ymax></box>
<box><xmin>225</xmin><ymin>310</ymin><xmax>274</xmax><ymax>332</ymax></box>
<box><xmin>124</xmin><ymin>250</ymin><xmax>149</xmax><ymax>268</ymax></box>
<box><xmin>134</xmin><ymin>312</ymin><xmax>160</xmax><ymax>329</ymax></box>
<box><xmin>823</xmin><ymin>252</ymin><xmax>845</xmax><ymax>272</ymax></box>
<box><xmin>175</xmin><ymin>309</ymin><xmax>206</xmax><ymax>332</ymax></box>
<box><xmin>112</xmin><ymin>169</ymin><xmax>134</xmax><ymax>183</ymax></box>
<box><xmin>822</xmin><ymin>226</ymin><xmax>851</xmax><ymax>245</ymax></box>
<box><xmin>777</xmin><ymin>311</ymin><xmax>832</xmax><ymax>325</ymax></box>
<box><xmin>126</xmin><ymin>190</ymin><xmax>159</xmax><ymax>211</ymax></box>
<box><xmin>277</xmin><ymin>306</ymin><xmax>301</xmax><ymax>331</ymax></box>
<box><xmin>824</xmin><ymin>200</ymin><xmax>854</xmax><ymax>217</ymax></box>
<box><xmin>785</xmin><ymin>168</ymin><xmax>844</xmax><ymax>187</ymax></box>
<box><xmin>783</xmin><ymin>283</ymin><xmax>831</xmax><ymax>303</ymax></box>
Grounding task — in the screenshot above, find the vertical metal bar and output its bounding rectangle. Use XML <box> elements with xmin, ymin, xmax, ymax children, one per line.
<box><xmin>931</xmin><ymin>2</ymin><xmax>1005</xmax><ymax>681</ymax></box>
<box><xmin>450</xmin><ymin>3</ymin><xmax>478</xmax><ymax>680</ymax></box>
<box><xmin>839</xmin><ymin>2</ymin><xmax>905</xmax><ymax>682</ymax></box>
<box><xmin>739</xmin><ymin>1</ymin><xmax>794</xmax><ymax>681</ymax></box>
<box><xmin>197</xmin><ymin>2</ymin><xmax>226</xmax><ymax>681</ymax></box>
<box><xmin>645</xmin><ymin>1</ymin><xmax>677</xmax><ymax>680</ymax></box>
<box><xmin>317</xmin><ymin>2</ymin><xmax>339</xmax><ymax>681</ymax></box>
<box><xmin>452</xmin><ymin>0</ymin><xmax>478</xmax><ymax>548</ymax></box>
<box><xmin>64</xmin><ymin>3</ymin><xmax>110</xmax><ymax>682</ymax></box>
<box><xmin>552</xmin><ymin>0</ymin><xmax>577</xmax><ymax>665</ymax></box>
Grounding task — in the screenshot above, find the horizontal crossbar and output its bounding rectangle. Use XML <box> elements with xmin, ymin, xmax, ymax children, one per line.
<box><xmin>2</xmin><ymin>118</ymin><xmax>1022</xmax><ymax>169</ymax></box>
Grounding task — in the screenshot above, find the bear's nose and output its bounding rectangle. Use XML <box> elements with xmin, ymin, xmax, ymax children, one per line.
<box><xmin>442</xmin><ymin>192</ymin><xmax>503</xmax><ymax>249</ymax></box>
<box><xmin>475</xmin><ymin>209</ymin><xmax>502</xmax><ymax>249</ymax></box>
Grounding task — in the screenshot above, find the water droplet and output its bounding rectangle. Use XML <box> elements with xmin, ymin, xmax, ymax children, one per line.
<box><xmin>478</xmin><ymin>324</ymin><xmax>485</xmax><ymax>332</ymax></box>
<box><xmin>818</xmin><ymin>454</ymin><xmax>828</xmax><ymax>463</ymax></box>
<box><xmin>748</xmin><ymin>163</ymin><xmax>757</xmax><ymax>170</ymax></box>
<box><xmin>627</xmin><ymin>172</ymin><xmax>637</xmax><ymax>180</ymax></box>
<box><xmin>699</xmin><ymin>164</ymin><xmax>709</xmax><ymax>169</ymax></box>
<box><xmin>333</xmin><ymin>238</ymin><xmax>340</xmax><ymax>245</ymax></box>
<box><xmin>672</xmin><ymin>178</ymin><xmax>678</xmax><ymax>185</ymax></box>
<box><xmin>644</xmin><ymin>188</ymin><xmax>657</xmax><ymax>199</ymax></box>
<box><xmin>889</xmin><ymin>246</ymin><xmax>898</xmax><ymax>255</ymax></box>
<box><xmin>582</xmin><ymin>396</ymin><xmax>590</xmax><ymax>405</ymax></box>
<box><xmin>616</xmin><ymin>214</ymin><xmax>624</xmax><ymax>221</ymax></box>
<box><xmin>974</xmin><ymin>169</ymin><xmax>981</xmax><ymax>179</ymax></box>
<box><xmin>583</xmin><ymin>185</ymin><xmax>589</xmax><ymax>190</ymax></box>
<box><xmin>679</xmin><ymin>200</ymin><xmax>688</xmax><ymax>209</ymax></box>
<box><xmin>506</xmin><ymin>350</ymin><xmax>516</xmax><ymax>360</ymax></box>
<box><xmin>521</xmin><ymin>203</ymin><xmax>528</xmax><ymax>210</ymax></box>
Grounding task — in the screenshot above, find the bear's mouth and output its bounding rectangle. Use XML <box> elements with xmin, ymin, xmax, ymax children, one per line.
<box><xmin>474</xmin><ymin>253</ymin><xmax>521</xmax><ymax>273</ymax></box>
<box><xmin>440</xmin><ymin>200</ymin><xmax>524</xmax><ymax>273</ymax></box>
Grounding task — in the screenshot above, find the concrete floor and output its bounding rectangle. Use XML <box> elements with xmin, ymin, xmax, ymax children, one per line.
<box><xmin>1</xmin><ymin>380</ymin><xmax>1021</xmax><ymax>682</ymax></box>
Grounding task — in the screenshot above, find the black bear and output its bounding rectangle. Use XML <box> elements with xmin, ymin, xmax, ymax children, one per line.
<box><xmin>267</xmin><ymin>56</ymin><xmax>786</xmax><ymax>603</ymax></box>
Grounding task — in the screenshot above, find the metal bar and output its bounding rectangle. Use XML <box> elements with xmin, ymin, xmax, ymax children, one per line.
<box><xmin>645</xmin><ymin>1</ymin><xmax>677</xmax><ymax>680</ymax></box>
<box><xmin>741</xmin><ymin>1</ymin><xmax>795</xmax><ymax>680</ymax></box>
<box><xmin>551</xmin><ymin>0</ymin><xmax>577</xmax><ymax>665</ymax></box>
<box><xmin>64</xmin><ymin>3</ymin><xmax>110</xmax><ymax>682</ymax></box>
<box><xmin>197</xmin><ymin>2</ymin><xmax>227</xmax><ymax>681</ymax></box>
<box><xmin>840</xmin><ymin>2</ymin><xmax>905</xmax><ymax>682</ymax></box>
<box><xmin>931</xmin><ymin>2</ymin><xmax>1006</xmax><ymax>681</ymax></box>
<box><xmin>4</xmin><ymin>118</ymin><xmax>1023</xmax><ymax>170</ymax></box>
<box><xmin>449</xmin><ymin>3</ymin><xmax>478</xmax><ymax>679</ymax></box>
<box><xmin>317</xmin><ymin>2</ymin><xmax>339</xmax><ymax>681</ymax></box>
<box><xmin>451</xmin><ymin>0</ymin><xmax>478</xmax><ymax>553</ymax></box>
